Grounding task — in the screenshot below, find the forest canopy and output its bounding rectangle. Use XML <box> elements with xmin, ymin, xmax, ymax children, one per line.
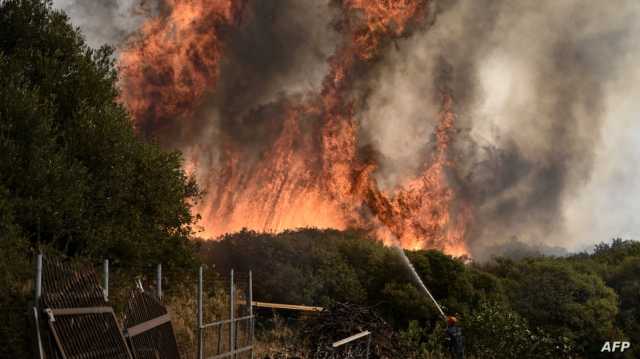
<box><xmin>0</xmin><ymin>0</ymin><xmax>200</xmax><ymax>268</ymax></box>
<box><xmin>0</xmin><ymin>1</ymin><xmax>200</xmax><ymax>355</ymax></box>
<box><xmin>201</xmin><ymin>230</ymin><xmax>638</xmax><ymax>357</ymax></box>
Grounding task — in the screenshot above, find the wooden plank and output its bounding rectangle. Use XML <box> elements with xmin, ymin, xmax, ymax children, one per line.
<box><xmin>126</xmin><ymin>313</ymin><xmax>171</xmax><ymax>337</ymax></box>
<box><xmin>242</xmin><ymin>300</ymin><xmax>324</xmax><ymax>312</ymax></box>
<box><xmin>49</xmin><ymin>306</ymin><xmax>114</xmax><ymax>316</ymax></box>
<box><xmin>332</xmin><ymin>331</ymin><xmax>371</xmax><ymax>348</ymax></box>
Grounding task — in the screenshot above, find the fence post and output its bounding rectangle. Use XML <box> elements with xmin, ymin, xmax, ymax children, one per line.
<box><xmin>103</xmin><ymin>259</ymin><xmax>109</xmax><ymax>301</ymax></box>
<box><xmin>34</xmin><ymin>254</ymin><xmax>44</xmax><ymax>359</ymax></box>
<box><xmin>197</xmin><ymin>266</ymin><xmax>204</xmax><ymax>359</ymax></box>
<box><xmin>156</xmin><ymin>263</ymin><xmax>162</xmax><ymax>300</ymax></box>
<box><xmin>249</xmin><ymin>270</ymin><xmax>254</xmax><ymax>359</ymax></box>
<box><xmin>229</xmin><ymin>269</ymin><xmax>235</xmax><ymax>358</ymax></box>
<box><xmin>35</xmin><ymin>254</ymin><xmax>43</xmax><ymax>301</ymax></box>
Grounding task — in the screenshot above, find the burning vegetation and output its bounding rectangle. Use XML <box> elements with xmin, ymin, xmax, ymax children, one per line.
<box><xmin>119</xmin><ymin>0</ymin><xmax>470</xmax><ymax>256</ymax></box>
<box><xmin>3</xmin><ymin>1</ymin><xmax>640</xmax><ymax>357</ymax></box>
<box><xmin>116</xmin><ymin>0</ymin><xmax>633</xmax><ymax>260</ymax></box>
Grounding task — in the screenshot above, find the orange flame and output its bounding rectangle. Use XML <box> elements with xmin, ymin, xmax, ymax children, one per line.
<box><xmin>119</xmin><ymin>0</ymin><xmax>247</xmax><ymax>132</ymax></box>
<box><xmin>119</xmin><ymin>0</ymin><xmax>471</xmax><ymax>257</ymax></box>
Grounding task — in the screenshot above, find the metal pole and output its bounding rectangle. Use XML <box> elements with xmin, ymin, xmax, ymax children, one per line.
<box><xmin>197</xmin><ymin>266</ymin><xmax>204</xmax><ymax>359</ymax></box>
<box><xmin>249</xmin><ymin>270</ymin><xmax>254</xmax><ymax>359</ymax></box>
<box><xmin>34</xmin><ymin>254</ymin><xmax>44</xmax><ymax>359</ymax></box>
<box><xmin>33</xmin><ymin>307</ymin><xmax>44</xmax><ymax>359</ymax></box>
<box><xmin>366</xmin><ymin>333</ymin><xmax>372</xmax><ymax>359</ymax></box>
<box><xmin>229</xmin><ymin>269</ymin><xmax>235</xmax><ymax>358</ymax></box>
<box><xmin>156</xmin><ymin>263</ymin><xmax>162</xmax><ymax>300</ymax></box>
<box><xmin>103</xmin><ymin>259</ymin><xmax>109</xmax><ymax>301</ymax></box>
<box><xmin>35</xmin><ymin>254</ymin><xmax>43</xmax><ymax>301</ymax></box>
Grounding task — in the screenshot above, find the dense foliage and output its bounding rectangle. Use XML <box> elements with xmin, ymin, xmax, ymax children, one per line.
<box><xmin>0</xmin><ymin>0</ymin><xmax>200</xmax><ymax>356</ymax></box>
<box><xmin>202</xmin><ymin>230</ymin><xmax>639</xmax><ymax>358</ymax></box>
<box><xmin>0</xmin><ymin>0</ymin><xmax>200</xmax><ymax>266</ymax></box>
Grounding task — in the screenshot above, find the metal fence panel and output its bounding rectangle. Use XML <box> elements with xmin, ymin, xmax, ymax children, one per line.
<box><xmin>124</xmin><ymin>289</ymin><xmax>180</xmax><ymax>359</ymax></box>
<box><xmin>40</xmin><ymin>256</ymin><xmax>132</xmax><ymax>359</ymax></box>
<box><xmin>198</xmin><ymin>269</ymin><xmax>254</xmax><ymax>359</ymax></box>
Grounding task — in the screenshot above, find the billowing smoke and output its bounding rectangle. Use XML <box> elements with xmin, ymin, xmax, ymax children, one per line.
<box><xmin>124</xmin><ymin>0</ymin><xmax>342</xmax><ymax>190</ymax></box>
<box><xmin>178</xmin><ymin>0</ymin><xmax>341</xmax><ymax>154</ymax></box>
<box><xmin>51</xmin><ymin>0</ymin><xmax>155</xmax><ymax>49</ymax></box>
<box><xmin>57</xmin><ymin>0</ymin><xmax>640</xmax><ymax>259</ymax></box>
<box><xmin>360</xmin><ymin>0</ymin><xmax>640</xmax><ymax>258</ymax></box>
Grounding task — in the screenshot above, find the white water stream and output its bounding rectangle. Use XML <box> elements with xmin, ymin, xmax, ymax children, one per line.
<box><xmin>395</xmin><ymin>246</ymin><xmax>447</xmax><ymax>320</ymax></box>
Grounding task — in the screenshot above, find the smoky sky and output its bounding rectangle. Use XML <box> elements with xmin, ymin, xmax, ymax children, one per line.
<box><xmin>193</xmin><ymin>0</ymin><xmax>339</xmax><ymax>144</ymax></box>
<box><xmin>51</xmin><ymin>0</ymin><xmax>154</xmax><ymax>49</ymax></box>
<box><xmin>177</xmin><ymin>0</ymin><xmax>340</xmax><ymax>185</ymax></box>
<box><xmin>362</xmin><ymin>0</ymin><xmax>640</xmax><ymax>259</ymax></box>
<box><xmin>54</xmin><ymin>0</ymin><xmax>640</xmax><ymax>258</ymax></box>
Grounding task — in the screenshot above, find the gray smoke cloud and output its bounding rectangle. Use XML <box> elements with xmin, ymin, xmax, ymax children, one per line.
<box><xmin>361</xmin><ymin>0</ymin><xmax>640</xmax><ymax>259</ymax></box>
<box><xmin>173</xmin><ymin>0</ymin><xmax>340</xmax><ymax>186</ymax></box>
<box><xmin>51</xmin><ymin>0</ymin><xmax>154</xmax><ymax>49</ymax></box>
<box><xmin>217</xmin><ymin>0</ymin><xmax>339</xmax><ymax>115</ymax></box>
<box><xmin>56</xmin><ymin>0</ymin><xmax>640</xmax><ymax>258</ymax></box>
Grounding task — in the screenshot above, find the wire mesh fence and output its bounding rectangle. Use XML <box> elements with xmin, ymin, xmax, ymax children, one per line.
<box><xmin>28</xmin><ymin>254</ymin><xmax>243</xmax><ymax>359</ymax></box>
<box><xmin>4</xmin><ymin>254</ymin><xmax>377</xmax><ymax>359</ymax></box>
<box><xmin>18</xmin><ymin>253</ymin><xmax>390</xmax><ymax>359</ymax></box>
<box><xmin>123</xmin><ymin>288</ymin><xmax>180</xmax><ymax>359</ymax></box>
<box><xmin>39</xmin><ymin>255</ymin><xmax>132</xmax><ymax>359</ymax></box>
<box><xmin>197</xmin><ymin>268</ymin><xmax>254</xmax><ymax>359</ymax></box>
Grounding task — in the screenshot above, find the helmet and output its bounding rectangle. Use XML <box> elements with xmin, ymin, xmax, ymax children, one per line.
<box><xmin>447</xmin><ymin>316</ymin><xmax>457</xmax><ymax>326</ymax></box>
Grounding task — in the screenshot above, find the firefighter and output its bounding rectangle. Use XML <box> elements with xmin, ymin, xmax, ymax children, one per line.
<box><xmin>445</xmin><ymin>315</ymin><xmax>464</xmax><ymax>359</ymax></box>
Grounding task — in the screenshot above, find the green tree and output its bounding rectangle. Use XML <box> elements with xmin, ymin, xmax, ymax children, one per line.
<box><xmin>204</xmin><ymin>229</ymin><xmax>367</xmax><ymax>306</ymax></box>
<box><xmin>0</xmin><ymin>186</ymin><xmax>32</xmax><ymax>358</ymax></box>
<box><xmin>0</xmin><ymin>0</ymin><xmax>200</xmax><ymax>269</ymax></box>
<box><xmin>487</xmin><ymin>259</ymin><xmax>619</xmax><ymax>355</ymax></box>
<box><xmin>463</xmin><ymin>301</ymin><xmax>573</xmax><ymax>358</ymax></box>
<box><xmin>592</xmin><ymin>239</ymin><xmax>640</xmax><ymax>265</ymax></box>
<box><xmin>0</xmin><ymin>1</ymin><xmax>203</xmax><ymax>356</ymax></box>
<box><xmin>605</xmin><ymin>257</ymin><xmax>640</xmax><ymax>357</ymax></box>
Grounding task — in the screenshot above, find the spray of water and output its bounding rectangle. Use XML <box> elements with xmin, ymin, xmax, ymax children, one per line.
<box><xmin>394</xmin><ymin>246</ymin><xmax>447</xmax><ymax>320</ymax></box>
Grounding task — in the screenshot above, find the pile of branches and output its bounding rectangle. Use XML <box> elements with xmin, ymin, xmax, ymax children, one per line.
<box><xmin>300</xmin><ymin>302</ymin><xmax>406</xmax><ymax>358</ymax></box>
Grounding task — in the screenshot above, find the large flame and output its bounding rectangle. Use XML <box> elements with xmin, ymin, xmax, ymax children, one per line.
<box><xmin>119</xmin><ymin>0</ymin><xmax>247</xmax><ymax>133</ymax></box>
<box><xmin>119</xmin><ymin>0</ymin><xmax>470</xmax><ymax>256</ymax></box>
